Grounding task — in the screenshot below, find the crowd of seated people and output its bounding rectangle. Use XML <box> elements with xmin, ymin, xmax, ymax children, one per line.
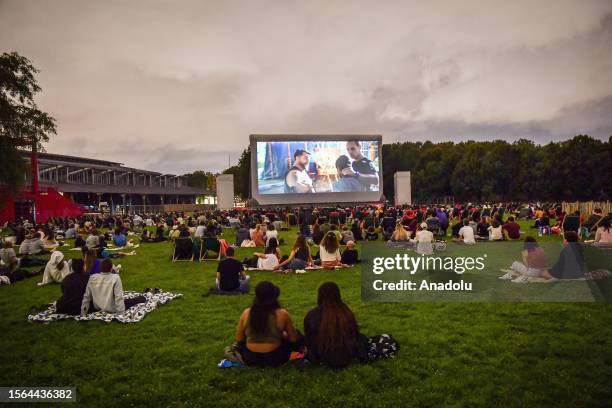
<box><xmin>2</xmin><ymin>202</ymin><xmax>610</xmax><ymax>285</ymax></box>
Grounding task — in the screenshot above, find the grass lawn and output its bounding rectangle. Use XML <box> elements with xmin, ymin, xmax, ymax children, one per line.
<box><xmin>1</xmin><ymin>221</ymin><xmax>611</xmax><ymax>407</ymax></box>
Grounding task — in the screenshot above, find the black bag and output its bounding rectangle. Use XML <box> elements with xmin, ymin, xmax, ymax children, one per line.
<box><xmin>367</xmin><ymin>334</ymin><xmax>400</xmax><ymax>360</ymax></box>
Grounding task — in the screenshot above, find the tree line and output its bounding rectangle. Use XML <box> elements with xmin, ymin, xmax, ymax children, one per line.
<box><xmin>184</xmin><ymin>135</ymin><xmax>611</xmax><ymax>203</ymax></box>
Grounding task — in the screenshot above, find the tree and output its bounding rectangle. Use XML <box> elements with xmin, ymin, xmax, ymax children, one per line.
<box><xmin>182</xmin><ymin>170</ymin><xmax>216</xmax><ymax>191</ymax></box>
<box><xmin>0</xmin><ymin>52</ymin><xmax>56</xmax><ymax>193</ymax></box>
<box><xmin>223</xmin><ymin>147</ymin><xmax>251</xmax><ymax>199</ymax></box>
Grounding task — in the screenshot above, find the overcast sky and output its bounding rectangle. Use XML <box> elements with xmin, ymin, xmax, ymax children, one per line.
<box><xmin>1</xmin><ymin>0</ymin><xmax>611</xmax><ymax>174</ymax></box>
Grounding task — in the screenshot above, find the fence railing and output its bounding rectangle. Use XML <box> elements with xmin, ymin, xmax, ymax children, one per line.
<box><xmin>562</xmin><ymin>201</ymin><xmax>611</xmax><ymax>216</ymax></box>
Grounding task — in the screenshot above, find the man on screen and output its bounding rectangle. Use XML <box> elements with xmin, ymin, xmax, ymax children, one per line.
<box><xmin>284</xmin><ymin>149</ymin><xmax>315</xmax><ymax>193</ymax></box>
<box><xmin>333</xmin><ymin>155</ymin><xmax>366</xmax><ymax>192</ymax></box>
<box><xmin>342</xmin><ymin>141</ymin><xmax>379</xmax><ymax>191</ymax></box>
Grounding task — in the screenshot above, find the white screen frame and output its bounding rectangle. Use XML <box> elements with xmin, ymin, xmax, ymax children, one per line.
<box><xmin>250</xmin><ymin>134</ymin><xmax>383</xmax><ymax>205</ymax></box>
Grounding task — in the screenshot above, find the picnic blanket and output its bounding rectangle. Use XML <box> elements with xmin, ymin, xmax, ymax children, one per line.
<box><xmin>28</xmin><ymin>290</ymin><xmax>182</xmax><ymax>324</ymax></box>
<box><xmin>514</xmin><ymin>269</ymin><xmax>611</xmax><ymax>283</ymax></box>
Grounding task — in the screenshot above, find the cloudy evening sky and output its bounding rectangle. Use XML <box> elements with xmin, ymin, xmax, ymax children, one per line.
<box><xmin>1</xmin><ymin>0</ymin><xmax>611</xmax><ymax>174</ymax></box>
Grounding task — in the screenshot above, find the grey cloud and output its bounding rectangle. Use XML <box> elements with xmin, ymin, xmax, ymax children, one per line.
<box><xmin>1</xmin><ymin>0</ymin><xmax>611</xmax><ymax>173</ymax></box>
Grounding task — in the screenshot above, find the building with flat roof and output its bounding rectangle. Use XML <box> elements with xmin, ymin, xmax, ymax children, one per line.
<box><xmin>18</xmin><ymin>151</ymin><xmax>211</xmax><ymax>211</ymax></box>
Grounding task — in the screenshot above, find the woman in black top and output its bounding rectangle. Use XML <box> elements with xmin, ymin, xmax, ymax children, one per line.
<box><xmin>304</xmin><ymin>282</ymin><xmax>367</xmax><ymax>368</ymax></box>
<box><xmin>278</xmin><ymin>235</ymin><xmax>312</xmax><ymax>271</ymax></box>
<box><xmin>56</xmin><ymin>259</ymin><xmax>89</xmax><ymax>315</ymax></box>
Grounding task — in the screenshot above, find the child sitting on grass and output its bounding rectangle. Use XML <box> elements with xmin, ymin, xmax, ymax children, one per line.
<box><xmin>340</xmin><ymin>241</ymin><xmax>359</xmax><ymax>265</ymax></box>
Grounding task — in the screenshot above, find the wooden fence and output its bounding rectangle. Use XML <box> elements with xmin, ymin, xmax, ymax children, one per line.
<box><xmin>562</xmin><ymin>201</ymin><xmax>611</xmax><ymax>216</ymax></box>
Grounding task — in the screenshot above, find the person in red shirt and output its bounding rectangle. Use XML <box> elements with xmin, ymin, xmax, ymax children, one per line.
<box><xmin>503</xmin><ymin>216</ymin><xmax>521</xmax><ymax>240</ymax></box>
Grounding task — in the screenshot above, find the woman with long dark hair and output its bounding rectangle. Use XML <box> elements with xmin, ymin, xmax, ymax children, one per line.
<box><xmin>235</xmin><ymin>281</ymin><xmax>300</xmax><ymax>367</ymax></box>
<box><xmin>318</xmin><ymin>232</ymin><xmax>343</xmax><ymax>268</ymax></box>
<box><xmin>277</xmin><ymin>235</ymin><xmax>312</xmax><ymax>271</ymax></box>
<box><xmin>304</xmin><ymin>282</ymin><xmax>367</xmax><ymax>367</ymax></box>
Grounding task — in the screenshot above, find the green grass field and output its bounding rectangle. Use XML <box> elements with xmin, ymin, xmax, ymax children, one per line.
<box><xmin>1</xmin><ymin>221</ymin><xmax>611</xmax><ymax>407</ymax></box>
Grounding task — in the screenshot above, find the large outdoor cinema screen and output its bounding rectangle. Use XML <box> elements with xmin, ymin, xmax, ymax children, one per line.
<box><xmin>250</xmin><ymin>135</ymin><xmax>383</xmax><ymax>205</ymax></box>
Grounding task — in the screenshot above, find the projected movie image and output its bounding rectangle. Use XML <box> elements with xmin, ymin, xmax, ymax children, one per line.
<box><xmin>256</xmin><ymin>140</ymin><xmax>380</xmax><ymax>194</ymax></box>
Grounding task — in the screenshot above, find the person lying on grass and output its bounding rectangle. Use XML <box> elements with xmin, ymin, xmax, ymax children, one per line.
<box><xmin>277</xmin><ymin>235</ymin><xmax>313</xmax><ymax>272</ymax></box>
<box><xmin>235</xmin><ymin>281</ymin><xmax>302</xmax><ymax>367</ymax></box>
<box><xmin>81</xmin><ymin>259</ymin><xmax>145</xmax><ymax>316</ymax></box>
<box><xmin>216</xmin><ymin>247</ymin><xmax>250</xmax><ymax>293</ymax></box>
<box><xmin>304</xmin><ymin>282</ymin><xmax>368</xmax><ymax>368</ymax></box>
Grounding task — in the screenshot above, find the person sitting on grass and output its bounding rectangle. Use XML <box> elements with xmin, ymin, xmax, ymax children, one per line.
<box><xmin>499</xmin><ymin>236</ymin><xmax>548</xmax><ymax>281</ymax></box>
<box><xmin>582</xmin><ymin>208</ymin><xmax>603</xmax><ymax>238</ymax></box>
<box><xmin>502</xmin><ymin>216</ymin><xmax>521</xmax><ymax>240</ymax></box>
<box><xmin>19</xmin><ymin>232</ymin><xmax>45</xmax><ymax>256</ymax></box>
<box><xmin>411</xmin><ymin>222</ymin><xmax>434</xmax><ymax>255</ymax></box>
<box><xmin>476</xmin><ymin>216</ymin><xmax>490</xmax><ymax>240</ymax></box>
<box><xmin>56</xmin><ymin>259</ymin><xmax>89</xmax><ymax>315</ymax></box>
<box><xmin>346</xmin><ymin>221</ymin><xmax>359</xmax><ymax>241</ymax></box>
<box><xmin>594</xmin><ymin>217</ymin><xmax>612</xmax><ymax>247</ymax></box>
<box><xmin>74</xmin><ymin>234</ymin><xmax>86</xmax><ymax>249</ymax></box>
<box><xmin>364</xmin><ymin>226</ymin><xmax>379</xmax><ymax>241</ymax></box>
<box><xmin>85</xmin><ymin>229</ymin><xmax>100</xmax><ymax>250</ymax></box>
<box><xmin>251</xmin><ymin>224</ymin><xmax>266</xmax><ymax>247</ymax></box>
<box><xmin>340</xmin><ymin>241</ymin><xmax>359</xmax><ymax>265</ymax></box>
<box><xmin>235</xmin><ymin>281</ymin><xmax>302</xmax><ymax>367</ymax></box>
<box><xmin>454</xmin><ymin>219</ymin><xmax>476</xmax><ymax>245</ymax></box>
<box><xmin>340</xmin><ymin>225</ymin><xmax>355</xmax><ymax>245</ymax></box>
<box><xmin>277</xmin><ymin>235</ymin><xmax>312</xmax><ymax>271</ymax></box>
<box><xmin>235</xmin><ymin>224</ymin><xmax>251</xmax><ymax>247</ymax></box>
<box><xmin>304</xmin><ymin>282</ymin><xmax>367</xmax><ymax>368</ymax></box>
<box><xmin>216</xmin><ymin>247</ymin><xmax>250</xmax><ymax>293</ymax></box>
<box><xmin>390</xmin><ymin>222</ymin><xmax>411</xmax><ymax>241</ymax></box>
<box><xmin>487</xmin><ymin>219</ymin><xmax>503</xmax><ymax>241</ymax></box>
<box><xmin>540</xmin><ymin>231</ymin><xmax>586</xmax><ymax>280</ymax></box>
<box><xmin>318</xmin><ymin>232</ymin><xmax>346</xmax><ymax>269</ymax></box>
<box><xmin>81</xmin><ymin>259</ymin><xmax>146</xmax><ymax>315</ymax></box>
<box><xmin>0</xmin><ymin>240</ymin><xmax>20</xmax><ymax>274</ymax></box>
<box><xmin>264</xmin><ymin>224</ymin><xmax>278</xmax><ymax>246</ymax></box>
<box><xmin>38</xmin><ymin>250</ymin><xmax>71</xmax><ymax>286</ymax></box>
<box><xmin>83</xmin><ymin>247</ymin><xmax>102</xmax><ymax>274</ymax></box>
<box><xmin>42</xmin><ymin>231</ymin><xmax>61</xmax><ymax>251</ymax></box>
<box><xmin>112</xmin><ymin>228</ymin><xmax>127</xmax><ymax>247</ymax></box>
<box><xmin>251</xmin><ymin>238</ymin><xmax>282</xmax><ymax>270</ymax></box>
<box><xmin>311</xmin><ymin>223</ymin><xmax>325</xmax><ymax>245</ymax></box>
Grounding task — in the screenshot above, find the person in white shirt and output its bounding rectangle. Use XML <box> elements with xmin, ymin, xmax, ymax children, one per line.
<box><xmin>487</xmin><ymin>220</ymin><xmax>503</xmax><ymax>241</ymax></box>
<box><xmin>264</xmin><ymin>224</ymin><xmax>279</xmax><ymax>246</ymax></box>
<box><xmin>318</xmin><ymin>232</ymin><xmax>345</xmax><ymax>268</ymax></box>
<box><xmin>81</xmin><ymin>259</ymin><xmax>145</xmax><ymax>315</ymax></box>
<box><xmin>456</xmin><ymin>219</ymin><xmax>476</xmax><ymax>245</ymax></box>
<box><xmin>39</xmin><ymin>250</ymin><xmax>71</xmax><ymax>286</ymax></box>
<box><xmin>252</xmin><ymin>238</ymin><xmax>281</xmax><ymax>270</ymax></box>
<box><xmin>0</xmin><ymin>241</ymin><xmax>19</xmax><ymax>272</ymax></box>
<box><xmin>412</xmin><ymin>222</ymin><xmax>434</xmax><ymax>255</ymax></box>
<box><xmin>594</xmin><ymin>217</ymin><xmax>611</xmax><ymax>247</ymax></box>
<box><xmin>86</xmin><ymin>231</ymin><xmax>100</xmax><ymax>249</ymax></box>
<box><xmin>195</xmin><ymin>221</ymin><xmax>206</xmax><ymax>238</ymax></box>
